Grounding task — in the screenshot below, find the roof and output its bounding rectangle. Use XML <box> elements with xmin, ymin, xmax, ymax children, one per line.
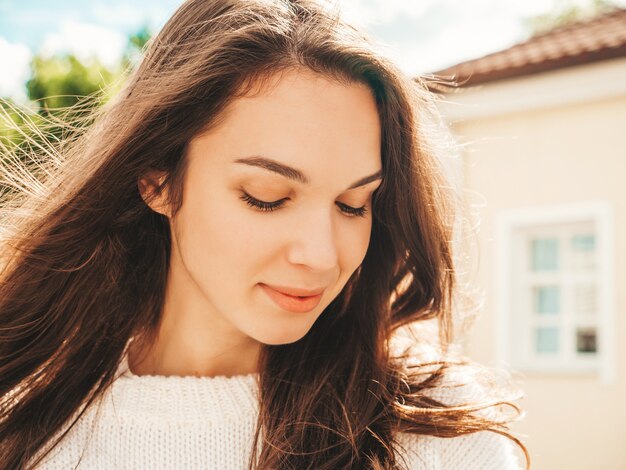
<box><xmin>430</xmin><ymin>8</ymin><xmax>626</xmax><ymax>87</ymax></box>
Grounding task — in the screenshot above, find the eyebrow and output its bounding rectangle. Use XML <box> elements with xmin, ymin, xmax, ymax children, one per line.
<box><xmin>233</xmin><ymin>156</ymin><xmax>383</xmax><ymax>190</ymax></box>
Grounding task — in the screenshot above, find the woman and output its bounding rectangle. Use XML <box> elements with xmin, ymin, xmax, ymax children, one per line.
<box><xmin>0</xmin><ymin>0</ymin><xmax>529</xmax><ymax>468</ymax></box>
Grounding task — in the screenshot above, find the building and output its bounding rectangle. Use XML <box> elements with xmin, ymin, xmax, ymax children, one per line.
<box><xmin>431</xmin><ymin>9</ymin><xmax>626</xmax><ymax>470</ymax></box>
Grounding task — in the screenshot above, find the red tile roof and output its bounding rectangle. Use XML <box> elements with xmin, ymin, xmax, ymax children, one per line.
<box><xmin>430</xmin><ymin>8</ymin><xmax>626</xmax><ymax>87</ymax></box>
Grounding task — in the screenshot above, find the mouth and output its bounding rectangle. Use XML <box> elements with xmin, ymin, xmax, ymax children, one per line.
<box><xmin>259</xmin><ymin>283</ymin><xmax>324</xmax><ymax>313</ymax></box>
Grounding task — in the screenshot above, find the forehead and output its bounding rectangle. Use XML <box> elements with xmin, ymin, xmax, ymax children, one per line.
<box><xmin>189</xmin><ymin>68</ymin><xmax>382</xmax><ymax>185</ymax></box>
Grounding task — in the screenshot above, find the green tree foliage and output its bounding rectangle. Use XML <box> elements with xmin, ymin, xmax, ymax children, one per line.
<box><xmin>1</xmin><ymin>27</ymin><xmax>153</xmax><ymax>144</ymax></box>
<box><xmin>6</xmin><ymin>26</ymin><xmax>152</xmax><ymax>113</ymax></box>
<box><xmin>122</xmin><ymin>26</ymin><xmax>152</xmax><ymax>71</ymax></box>
<box><xmin>14</xmin><ymin>54</ymin><xmax>114</xmax><ymax>148</ymax></box>
<box><xmin>127</xmin><ymin>26</ymin><xmax>152</xmax><ymax>54</ymax></box>
<box><xmin>525</xmin><ymin>0</ymin><xmax>618</xmax><ymax>36</ymax></box>
<box><xmin>1</xmin><ymin>27</ymin><xmax>153</xmax><ymax>198</ymax></box>
<box><xmin>0</xmin><ymin>100</ymin><xmax>32</xmax><ymax>145</ymax></box>
<box><xmin>26</xmin><ymin>55</ymin><xmax>116</xmax><ymax>112</ymax></box>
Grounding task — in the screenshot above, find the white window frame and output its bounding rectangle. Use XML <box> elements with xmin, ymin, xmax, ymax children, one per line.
<box><xmin>495</xmin><ymin>201</ymin><xmax>615</xmax><ymax>384</ymax></box>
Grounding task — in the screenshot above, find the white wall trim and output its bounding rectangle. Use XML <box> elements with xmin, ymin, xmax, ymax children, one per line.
<box><xmin>597</xmin><ymin>202</ymin><xmax>615</xmax><ymax>384</ymax></box>
<box><xmin>436</xmin><ymin>57</ymin><xmax>626</xmax><ymax>121</ymax></box>
<box><xmin>494</xmin><ymin>201</ymin><xmax>615</xmax><ymax>384</ymax></box>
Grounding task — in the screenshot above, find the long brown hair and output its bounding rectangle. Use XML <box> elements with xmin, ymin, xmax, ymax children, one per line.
<box><xmin>0</xmin><ymin>1</ymin><xmax>529</xmax><ymax>468</ymax></box>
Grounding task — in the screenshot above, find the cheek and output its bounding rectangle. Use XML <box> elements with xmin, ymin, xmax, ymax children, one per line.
<box><xmin>175</xmin><ymin>188</ymin><xmax>277</xmax><ymax>285</ymax></box>
<box><xmin>338</xmin><ymin>220</ymin><xmax>372</xmax><ymax>273</ymax></box>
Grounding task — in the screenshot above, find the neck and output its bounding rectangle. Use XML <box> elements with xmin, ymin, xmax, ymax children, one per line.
<box><xmin>127</xmin><ymin>332</ymin><xmax>261</xmax><ymax>378</ymax></box>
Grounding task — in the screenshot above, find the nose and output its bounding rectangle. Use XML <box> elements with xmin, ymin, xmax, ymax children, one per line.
<box><xmin>286</xmin><ymin>206</ymin><xmax>339</xmax><ymax>272</ymax></box>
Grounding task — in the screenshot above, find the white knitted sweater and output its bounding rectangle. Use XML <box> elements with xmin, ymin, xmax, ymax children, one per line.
<box><xmin>32</xmin><ymin>353</ymin><xmax>523</xmax><ymax>470</ymax></box>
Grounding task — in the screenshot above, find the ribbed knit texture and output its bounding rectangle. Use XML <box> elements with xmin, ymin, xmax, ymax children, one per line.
<box><xmin>32</xmin><ymin>349</ymin><xmax>523</xmax><ymax>470</ymax></box>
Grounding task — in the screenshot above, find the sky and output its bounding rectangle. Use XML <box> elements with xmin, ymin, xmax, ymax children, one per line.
<box><xmin>1</xmin><ymin>0</ymin><xmax>625</xmax><ymax>102</ymax></box>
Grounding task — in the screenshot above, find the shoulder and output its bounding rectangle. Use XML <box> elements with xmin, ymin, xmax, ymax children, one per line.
<box><xmin>395</xmin><ymin>430</ymin><xmax>523</xmax><ymax>470</ymax></box>
<box><xmin>390</xmin><ymin>350</ymin><xmax>526</xmax><ymax>470</ymax></box>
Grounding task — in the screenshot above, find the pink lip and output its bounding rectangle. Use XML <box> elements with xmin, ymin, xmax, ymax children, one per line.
<box><xmin>260</xmin><ymin>283</ymin><xmax>324</xmax><ymax>313</ymax></box>
<box><xmin>262</xmin><ymin>283</ymin><xmax>325</xmax><ymax>297</ymax></box>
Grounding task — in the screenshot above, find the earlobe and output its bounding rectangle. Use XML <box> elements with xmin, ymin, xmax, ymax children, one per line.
<box><xmin>138</xmin><ymin>171</ymin><xmax>171</xmax><ymax>217</ymax></box>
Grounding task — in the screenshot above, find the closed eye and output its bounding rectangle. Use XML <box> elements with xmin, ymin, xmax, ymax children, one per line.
<box><xmin>239</xmin><ymin>191</ymin><xmax>368</xmax><ymax>218</ymax></box>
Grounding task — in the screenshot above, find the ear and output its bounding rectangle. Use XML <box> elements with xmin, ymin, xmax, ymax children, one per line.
<box><xmin>138</xmin><ymin>170</ymin><xmax>171</xmax><ymax>217</ymax></box>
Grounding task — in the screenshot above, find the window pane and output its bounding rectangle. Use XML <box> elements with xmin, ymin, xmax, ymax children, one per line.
<box><xmin>533</xmin><ymin>286</ymin><xmax>560</xmax><ymax>314</ymax></box>
<box><xmin>572</xmin><ymin>234</ymin><xmax>595</xmax><ymax>251</ymax></box>
<box><xmin>576</xmin><ymin>327</ymin><xmax>597</xmax><ymax>353</ymax></box>
<box><xmin>535</xmin><ymin>327</ymin><xmax>560</xmax><ymax>354</ymax></box>
<box><xmin>570</xmin><ymin>234</ymin><xmax>596</xmax><ymax>270</ymax></box>
<box><xmin>531</xmin><ymin>238</ymin><xmax>559</xmax><ymax>271</ymax></box>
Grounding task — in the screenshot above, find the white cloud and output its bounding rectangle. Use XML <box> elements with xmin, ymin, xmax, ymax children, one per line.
<box><xmin>0</xmin><ymin>37</ymin><xmax>32</xmax><ymax>103</ymax></box>
<box><xmin>338</xmin><ymin>0</ymin><xmax>554</xmax><ymax>28</ymax></box>
<box><xmin>91</xmin><ymin>3</ymin><xmax>147</xmax><ymax>30</ymax></box>
<box><xmin>338</xmin><ymin>0</ymin><xmax>435</xmax><ymax>28</ymax></box>
<box><xmin>337</xmin><ymin>0</ymin><xmax>560</xmax><ymax>75</ymax></box>
<box><xmin>422</xmin><ymin>16</ymin><xmax>523</xmax><ymax>72</ymax></box>
<box><xmin>39</xmin><ymin>20</ymin><xmax>127</xmax><ymax>69</ymax></box>
<box><xmin>91</xmin><ymin>0</ymin><xmax>183</xmax><ymax>35</ymax></box>
<box><xmin>91</xmin><ymin>2</ymin><xmax>172</xmax><ymax>31</ymax></box>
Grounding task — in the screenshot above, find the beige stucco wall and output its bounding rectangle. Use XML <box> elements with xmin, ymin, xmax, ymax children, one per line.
<box><xmin>444</xmin><ymin>64</ymin><xmax>626</xmax><ymax>470</ymax></box>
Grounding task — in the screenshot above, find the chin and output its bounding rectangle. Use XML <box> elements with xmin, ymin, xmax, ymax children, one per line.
<box><xmin>252</xmin><ymin>322</ymin><xmax>314</xmax><ymax>346</ymax></box>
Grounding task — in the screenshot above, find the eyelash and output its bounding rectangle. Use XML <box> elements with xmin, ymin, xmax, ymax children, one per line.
<box><xmin>239</xmin><ymin>191</ymin><xmax>369</xmax><ymax>218</ymax></box>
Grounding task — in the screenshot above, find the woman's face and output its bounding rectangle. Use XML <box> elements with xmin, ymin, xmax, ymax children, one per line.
<box><xmin>165</xmin><ymin>68</ymin><xmax>382</xmax><ymax>346</ymax></box>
